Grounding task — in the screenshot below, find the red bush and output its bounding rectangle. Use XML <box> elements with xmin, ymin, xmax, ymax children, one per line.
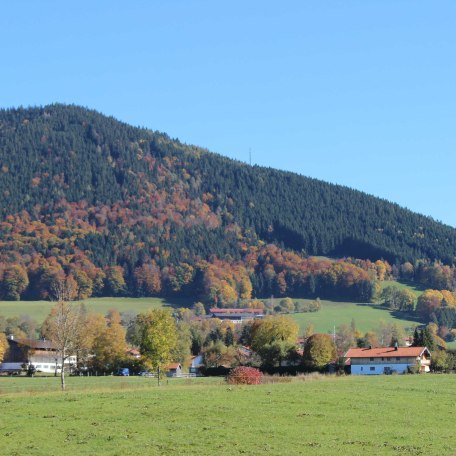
<box><xmin>227</xmin><ymin>367</ymin><xmax>263</xmax><ymax>385</ymax></box>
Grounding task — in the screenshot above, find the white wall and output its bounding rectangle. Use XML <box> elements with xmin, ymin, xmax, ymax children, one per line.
<box><xmin>351</xmin><ymin>363</ymin><xmax>411</xmax><ymax>375</ymax></box>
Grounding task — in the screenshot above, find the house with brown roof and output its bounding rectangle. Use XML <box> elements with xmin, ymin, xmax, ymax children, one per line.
<box><xmin>0</xmin><ymin>336</ymin><xmax>76</xmax><ymax>374</ymax></box>
<box><xmin>344</xmin><ymin>346</ymin><xmax>431</xmax><ymax>375</ymax></box>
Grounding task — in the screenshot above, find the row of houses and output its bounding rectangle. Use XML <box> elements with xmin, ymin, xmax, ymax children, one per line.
<box><xmin>0</xmin><ymin>334</ymin><xmax>432</xmax><ymax>376</ymax></box>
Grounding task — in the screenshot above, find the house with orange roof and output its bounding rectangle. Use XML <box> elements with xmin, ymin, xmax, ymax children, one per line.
<box><xmin>165</xmin><ymin>362</ymin><xmax>183</xmax><ymax>377</ymax></box>
<box><xmin>344</xmin><ymin>345</ymin><xmax>431</xmax><ymax>375</ymax></box>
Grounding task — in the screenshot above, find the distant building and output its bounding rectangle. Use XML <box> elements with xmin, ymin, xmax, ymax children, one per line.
<box><xmin>189</xmin><ymin>355</ymin><xmax>203</xmax><ymax>375</ymax></box>
<box><xmin>0</xmin><ymin>336</ymin><xmax>76</xmax><ymax>374</ymax></box>
<box><xmin>166</xmin><ymin>362</ymin><xmax>183</xmax><ymax>377</ymax></box>
<box><xmin>209</xmin><ymin>308</ymin><xmax>263</xmax><ymax>324</ymax></box>
<box><xmin>127</xmin><ymin>348</ymin><xmax>141</xmax><ymax>359</ymax></box>
<box><xmin>344</xmin><ymin>346</ymin><xmax>431</xmax><ymax>375</ymax></box>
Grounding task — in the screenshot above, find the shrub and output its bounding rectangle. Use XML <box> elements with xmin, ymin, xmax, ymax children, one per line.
<box><xmin>227</xmin><ymin>367</ymin><xmax>263</xmax><ymax>385</ymax></box>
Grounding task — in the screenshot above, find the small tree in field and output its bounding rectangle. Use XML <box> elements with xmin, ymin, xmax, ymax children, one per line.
<box><xmin>135</xmin><ymin>309</ymin><xmax>177</xmax><ymax>385</ymax></box>
<box><xmin>42</xmin><ymin>277</ymin><xmax>84</xmax><ymax>390</ymax></box>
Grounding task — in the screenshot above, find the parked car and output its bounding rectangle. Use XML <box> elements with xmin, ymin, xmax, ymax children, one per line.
<box><xmin>138</xmin><ymin>370</ymin><xmax>153</xmax><ymax>377</ymax></box>
<box><xmin>116</xmin><ymin>368</ymin><xmax>130</xmax><ymax>376</ymax></box>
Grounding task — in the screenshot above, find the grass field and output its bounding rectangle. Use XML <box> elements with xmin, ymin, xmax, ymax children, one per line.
<box><xmin>289</xmin><ymin>299</ymin><xmax>420</xmax><ymax>334</ymax></box>
<box><xmin>0</xmin><ymin>374</ymin><xmax>454</xmax><ymax>455</ymax></box>
<box><xmin>379</xmin><ymin>280</ymin><xmax>426</xmax><ymax>297</ymax></box>
<box><xmin>0</xmin><ymin>281</ymin><xmax>424</xmax><ymax>336</ymax></box>
<box><xmin>0</xmin><ymin>296</ymin><xmax>193</xmax><ymax>321</ymax></box>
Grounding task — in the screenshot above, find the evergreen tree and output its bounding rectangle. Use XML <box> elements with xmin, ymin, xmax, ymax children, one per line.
<box><xmin>224</xmin><ymin>327</ymin><xmax>234</xmax><ymax>346</ymax></box>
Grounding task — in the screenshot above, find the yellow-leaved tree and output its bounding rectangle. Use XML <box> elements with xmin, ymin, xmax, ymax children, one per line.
<box><xmin>135</xmin><ymin>309</ymin><xmax>177</xmax><ymax>384</ymax></box>
<box><xmin>0</xmin><ymin>333</ymin><xmax>8</xmax><ymax>363</ymax></box>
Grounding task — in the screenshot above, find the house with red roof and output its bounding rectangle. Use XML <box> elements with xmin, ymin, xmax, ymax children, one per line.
<box><xmin>344</xmin><ymin>346</ymin><xmax>431</xmax><ymax>375</ymax></box>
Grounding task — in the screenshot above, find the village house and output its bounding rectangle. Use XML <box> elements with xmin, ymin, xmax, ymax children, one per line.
<box><xmin>166</xmin><ymin>362</ymin><xmax>183</xmax><ymax>377</ymax></box>
<box><xmin>209</xmin><ymin>308</ymin><xmax>264</xmax><ymax>324</ymax></box>
<box><xmin>189</xmin><ymin>355</ymin><xmax>204</xmax><ymax>375</ymax></box>
<box><xmin>344</xmin><ymin>346</ymin><xmax>431</xmax><ymax>375</ymax></box>
<box><xmin>0</xmin><ymin>336</ymin><xmax>76</xmax><ymax>375</ymax></box>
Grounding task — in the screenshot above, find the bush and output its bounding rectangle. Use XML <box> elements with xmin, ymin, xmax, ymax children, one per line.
<box><xmin>227</xmin><ymin>367</ymin><xmax>263</xmax><ymax>385</ymax></box>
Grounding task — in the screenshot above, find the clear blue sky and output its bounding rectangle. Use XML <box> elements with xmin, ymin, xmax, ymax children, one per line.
<box><xmin>1</xmin><ymin>1</ymin><xmax>455</xmax><ymax>226</ymax></box>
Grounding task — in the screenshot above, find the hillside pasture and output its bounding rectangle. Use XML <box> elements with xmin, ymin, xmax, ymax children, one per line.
<box><xmin>0</xmin><ymin>293</ymin><xmax>422</xmax><ymax>337</ymax></box>
<box><xmin>288</xmin><ymin>299</ymin><xmax>420</xmax><ymax>334</ymax></box>
<box><xmin>0</xmin><ymin>375</ymin><xmax>454</xmax><ymax>455</ymax></box>
<box><xmin>379</xmin><ymin>280</ymin><xmax>426</xmax><ymax>298</ymax></box>
<box><xmin>0</xmin><ymin>296</ymin><xmax>193</xmax><ymax>321</ymax></box>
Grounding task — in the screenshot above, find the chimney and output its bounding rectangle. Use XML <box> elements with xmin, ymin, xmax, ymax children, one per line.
<box><xmin>394</xmin><ymin>342</ymin><xmax>398</xmax><ymax>351</ymax></box>
<box><xmin>368</xmin><ymin>344</ymin><xmax>372</xmax><ymax>350</ymax></box>
<box><xmin>7</xmin><ymin>334</ymin><xmax>14</xmax><ymax>341</ymax></box>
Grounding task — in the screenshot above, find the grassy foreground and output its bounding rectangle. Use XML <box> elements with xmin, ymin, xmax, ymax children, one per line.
<box><xmin>0</xmin><ymin>375</ymin><xmax>454</xmax><ymax>455</ymax></box>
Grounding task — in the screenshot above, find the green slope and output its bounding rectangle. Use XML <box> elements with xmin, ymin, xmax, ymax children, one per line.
<box><xmin>289</xmin><ymin>299</ymin><xmax>420</xmax><ymax>334</ymax></box>
<box><xmin>0</xmin><ymin>296</ymin><xmax>193</xmax><ymax>321</ymax></box>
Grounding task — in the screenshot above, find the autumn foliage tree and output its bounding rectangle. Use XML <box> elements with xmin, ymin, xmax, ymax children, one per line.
<box><xmin>0</xmin><ymin>332</ymin><xmax>8</xmax><ymax>363</ymax></box>
<box><xmin>135</xmin><ymin>309</ymin><xmax>177</xmax><ymax>380</ymax></box>
<box><xmin>90</xmin><ymin>310</ymin><xmax>128</xmax><ymax>372</ymax></box>
<box><xmin>251</xmin><ymin>316</ymin><xmax>299</xmax><ymax>367</ymax></box>
<box><xmin>303</xmin><ymin>334</ymin><xmax>337</xmax><ymax>370</ymax></box>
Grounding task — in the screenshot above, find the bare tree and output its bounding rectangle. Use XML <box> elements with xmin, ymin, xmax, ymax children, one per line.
<box><xmin>42</xmin><ymin>277</ymin><xmax>83</xmax><ymax>390</ymax></box>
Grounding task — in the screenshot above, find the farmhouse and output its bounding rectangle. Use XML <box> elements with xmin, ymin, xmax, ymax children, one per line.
<box><xmin>209</xmin><ymin>308</ymin><xmax>263</xmax><ymax>324</ymax></box>
<box><xmin>166</xmin><ymin>362</ymin><xmax>183</xmax><ymax>377</ymax></box>
<box><xmin>0</xmin><ymin>336</ymin><xmax>76</xmax><ymax>374</ymax></box>
<box><xmin>344</xmin><ymin>346</ymin><xmax>431</xmax><ymax>375</ymax></box>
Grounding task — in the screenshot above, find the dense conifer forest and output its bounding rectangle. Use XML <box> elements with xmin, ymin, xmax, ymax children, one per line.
<box><xmin>0</xmin><ymin>104</ymin><xmax>455</xmax><ymax>303</ymax></box>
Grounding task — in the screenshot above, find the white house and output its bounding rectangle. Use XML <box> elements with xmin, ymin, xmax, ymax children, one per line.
<box><xmin>209</xmin><ymin>308</ymin><xmax>263</xmax><ymax>324</ymax></box>
<box><xmin>189</xmin><ymin>355</ymin><xmax>203</xmax><ymax>375</ymax></box>
<box><xmin>344</xmin><ymin>346</ymin><xmax>431</xmax><ymax>375</ymax></box>
<box><xmin>0</xmin><ymin>336</ymin><xmax>77</xmax><ymax>374</ymax></box>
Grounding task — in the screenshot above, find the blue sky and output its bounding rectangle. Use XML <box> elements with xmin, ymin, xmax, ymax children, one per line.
<box><xmin>1</xmin><ymin>1</ymin><xmax>455</xmax><ymax>226</ymax></box>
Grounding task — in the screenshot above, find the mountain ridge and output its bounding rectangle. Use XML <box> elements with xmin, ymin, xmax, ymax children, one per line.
<box><xmin>0</xmin><ymin>104</ymin><xmax>454</xmax><ymax>303</ymax></box>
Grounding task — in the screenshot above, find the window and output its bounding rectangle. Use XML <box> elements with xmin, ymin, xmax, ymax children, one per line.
<box><xmin>381</xmin><ymin>357</ymin><xmax>384</xmax><ymax>361</ymax></box>
<box><xmin>369</xmin><ymin>357</ymin><xmax>374</xmax><ymax>361</ymax></box>
<box><xmin>387</xmin><ymin>358</ymin><xmax>391</xmax><ymax>361</ymax></box>
<box><xmin>396</xmin><ymin>357</ymin><xmax>400</xmax><ymax>361</ymax></box>
<box><xmin>370</xmin><ymin>367</ymin><xmax>375</xmax><ymax>371</ymax></box>
<box><xmin>360</xmin><ymin>367</ymin><xmax>363</xmax><ymax>371</ymax></box>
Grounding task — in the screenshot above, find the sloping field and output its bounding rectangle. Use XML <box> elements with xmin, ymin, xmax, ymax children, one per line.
<box><xmin>0</xmin><ymin>280</ymin><xmax>423</xmax><ymax>336</ymax></box>
<box><xmin>0</xmin><ymin>375</ymin><xmax>454</xmax><ymax>455</ymax></box>
<box><xmin>289</xmin><ymin>299</ymin><xmax>420</xmax><ymax>334</ymax></box>
<box><xmin>0</xmin><ymin>296</ymin><xmax>192</xmax><ymax>321</ymax></box>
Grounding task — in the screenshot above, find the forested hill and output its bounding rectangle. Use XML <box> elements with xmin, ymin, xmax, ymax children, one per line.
<box><xmin>0</xmin><ymin>104</ymin><xmax>455</xmax><ymax>302</ymax></box>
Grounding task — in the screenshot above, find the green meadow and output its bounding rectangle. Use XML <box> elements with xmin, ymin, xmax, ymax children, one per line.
<box><xmin>0</xmin><ymin>296</ymin><xmax>192</xmax><ymax>321</ymax></box>
<box><xmin>379</xmin><ymin>279</ymin><xmax>427</xmax><ymax>297</ymax></box>
<box><xmin>288</xmin><ymin>299</ymin><xmax>420</xmax><ymax>334</ymax></box>
<box><xmin>0</xmin><ymin>375</ymin><xmax>454</xmax><ymax>455</ymax></box>
<box><xmin>0</xmin><ymin>280</ymin><xmax>424</xmax><ymax>336</ymax></box>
